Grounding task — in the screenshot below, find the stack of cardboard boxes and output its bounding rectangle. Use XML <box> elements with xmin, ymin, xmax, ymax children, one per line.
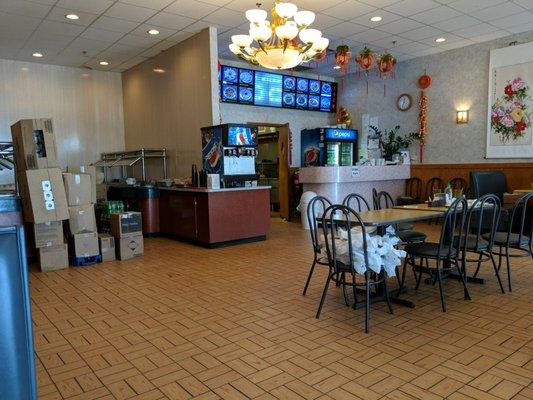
<box><xmin>11</xmin><ymin>118</ymin><xmax>69</xmax><ymax>271</ymax></box>
<box><xmin>110</xmin><ymin>212</ymin><xmax>144</xmax><ymax>260</ymax></box>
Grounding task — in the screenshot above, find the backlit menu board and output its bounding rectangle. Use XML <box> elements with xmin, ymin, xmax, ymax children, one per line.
<box><xmin>220</xmin><ymin>65</ymin><xmax>337</xmax><ymax>113</ymax></box>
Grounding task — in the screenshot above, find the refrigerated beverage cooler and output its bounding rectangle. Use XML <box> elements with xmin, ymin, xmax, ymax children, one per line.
<box><xmin>201</xmin><ymin>123</ymin><xmax>259</xmax><ymax>187</ymax></box>
<box><xmin>301</xmin><ymin>127</ymin><xmax>358</xmax><ymax>167</ymax></box>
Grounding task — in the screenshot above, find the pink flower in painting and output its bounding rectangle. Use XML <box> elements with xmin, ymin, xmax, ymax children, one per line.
<box><xmin>511</xmin><ymin>77</ymin><xmax>526</xmax><ymax>91</ymax></box>
<box><xmin>509</xmin><ymin>101</ymin><xmax>522</xmax><ymax>110</ymax></box>
<box><xmin>501</xmin><ymin>114</ymin><xmax>514</xmax><ymax>127</ymax></box>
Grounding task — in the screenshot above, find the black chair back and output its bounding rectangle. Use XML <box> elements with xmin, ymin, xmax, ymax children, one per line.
<box><xmin>372</xmin><ymin>188</ymin><xmax>378</xmax><ymax>210</ymax></box>
<box><xmin>343</xmin><ymin>193</ymin><xmax>371</xmax><ymax>212</ymax></box>
<box><xmin>322</xmin><ymin>204</ymin><xmax>369</xmax><ymax>275</ymax></box>
<box><xmin>450</xmin><ymin>177</ymin><xmax>468</xmax><ymax>194</ymax></box>
<box><xmin>406</xmin><ymin>177</ymin><xmax>422</xmax><ymax>200</ymax></box>
<box><xmin>440</xmin><ymin>197</ymin><xmax>468</xmax><ymax>260</ymax></box>
<box><xmin>506</xmin><ymin>192</ymin><xmax>533</xmax><ymax>249</ymax></box>
<box><xmin>464</xmin><ymin>194</ymin><xmax>501</xmax><ymax>254</ymax></box>
<box><xmin>469</xmin><ymin>171</ymin><xmax>507</xmax><ymax>201</ymax></box>
<box><xmin>374</xmin><ymin>191</ymin><xmax>395</xmax><ymax>210</ymax></box>
<box><xmin>307</xmin><ymin>196</ymin><xmax>332</xmax><ymax>253</ymax></box>
<box><xmin>425</xmin><ymin>177</ymin><xmax>444</xmax><ymax>200</ymax></box>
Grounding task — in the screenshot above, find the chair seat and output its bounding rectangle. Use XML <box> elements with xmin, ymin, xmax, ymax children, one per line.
<box><xmin>483</xmin><ymin>232</ymin><xmax>531</xmax><ymax>248</ymax></box>
<box><xmin>398</xmin><ymin>222</ymin><xmax>414</xmax><ymax>231</ymax></box>
<box><xmin>405</xmin><ymin>242</ymin><xmax>456</xmax><ymax>259</ymax></box>
<box><xmin>398</xmin><ymin>230</ymin><xmax>427</xmax><ymax>243</ymax></box>
<box><xmin>453</xmin><ymin>234</ymin><xmax>489</xmax><ymax>252</ymax></box>
<box><xmin>397</xmin><ymin>196</ymin><xmax>419</xmax><ymax>205</ymax></box>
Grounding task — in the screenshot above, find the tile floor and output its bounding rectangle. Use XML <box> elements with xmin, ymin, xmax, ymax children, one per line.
<box><xmin>31</xmin><ymin>220</ymin><xmax>533</xmax><ymax>400</ymax></box>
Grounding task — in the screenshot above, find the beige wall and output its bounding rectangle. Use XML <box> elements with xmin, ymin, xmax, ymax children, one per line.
<box><xmin>0</xmin><ymin>59</ymin><xmax>125</xmax><ymax>185</ymax></box>
<box><xmin>122</xmin><ymin>28</ymin><xmax>219</xmax><ymax>179</ymax></box>
<box><xmin>338</xmin><ymin>31</ymin><xmax>533</xmax><ymax>164</ymax></box>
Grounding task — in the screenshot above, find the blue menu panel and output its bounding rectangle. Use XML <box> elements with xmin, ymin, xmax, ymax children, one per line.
<box><xmin>254</xmin><ymin>71</ymin><xmax>282</xmax><ymax>107</ymax></box>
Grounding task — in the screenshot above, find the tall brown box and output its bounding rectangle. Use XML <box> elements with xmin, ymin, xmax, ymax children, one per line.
<box><xmin>18</xmin><ymin>168</ymin><xmax>69</xmax><ymax>223</ymax></box>
<box><xmin>38</xmin><ymin>244</ymin><xmax>68</xmax><ymax>272</ymax></box>
<box><xmin>63</xmin><ymin>173</ymin><xmax>92</xmax><ymax>206</ymax></box>
<box><xmin>116</xmin><ymin>233</ymin><xmax>143</xmax><ymax>260</ymax></box>
<box><xmin>110</xmin><ymin>212</ymin><xmax>142</xmax><ymax>238</ymax></box>
<box><xmin>98</xmin><ymin>234</ymin><xmax>115</xmax><ymax>262</ymax></box>
<box><xmin>34</xmin><ymin>221</ymin><xmax>63</xmax><ymax>248</ymax></box>
<box><xmin>70</xmin><ymin>232</ymin><xmax>99</xmax><ymax>258</ymax></box>
<box><xmin>68</xmin><ymin>165</ymin><xmax>97</xmax><ymax>203</ymax></box>
<box><xmin>68</xmin><ymin>204</ymin><xmax>97</xmax><ymax>234</ymax></box>
<box><xmin>11</xmin><ymin>118</ymin><xmax>59</xmax><ymax>170</ymax></box>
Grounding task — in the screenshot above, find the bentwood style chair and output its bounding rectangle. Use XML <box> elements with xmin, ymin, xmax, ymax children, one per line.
<box><xmin>457</xmin><ymin>194</ymin><xmax>505</xmax><ymax>293</ymax></box>
<box><xmin>483</xmin><ymin>192</ymin><xmax>533</xmax><ymax>292</ymax></box>
<box><xmin>343</xmin><ymin>193</ymin><xmax>371</xmax><ymax>212</ymax></box>
<box><xmin>317</xmin><ymin>204</ymin><xmax>393</xmax><ymax>333</ymax></box>
<box><xmin>403</xmin><ymin>197</ymin><xmax>471</xmax><ymax>312</ymax></box>
<box><xmin>302</xmin><ymin>196</ymin><xmax>332</xmax><ymax>296</ymax></box>
<box><xmin>397</xmin><ymin>177</ymin><xmax>423</xmax><ymax>205</ymax></box>
<box><xmin>425</xmin><ymin>177</ymin><xmax>444</xmax><ymax>200</ymax></box>
<box><xmin>449</xmin><ymin>177</ymin><xmax>468</xmax><ymax>197</ymax></box>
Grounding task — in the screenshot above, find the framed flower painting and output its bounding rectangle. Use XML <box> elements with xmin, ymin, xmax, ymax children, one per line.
<box><xmin>486</xmin><ymin>41</ymin><xmax>533</xmax><ymax>158</ymax></box>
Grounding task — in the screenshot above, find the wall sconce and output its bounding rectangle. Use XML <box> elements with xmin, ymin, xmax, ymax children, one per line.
<box><xmin>456</xmin><ymin>110</ymin><xmax>469</xmax><ymax>124</ymax></box>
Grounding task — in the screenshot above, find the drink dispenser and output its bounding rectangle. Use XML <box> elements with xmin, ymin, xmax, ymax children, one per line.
<box><xmin>201</xmin><ymin>124</ymin><xmax>259</xmax><ymax>187</ymax></box>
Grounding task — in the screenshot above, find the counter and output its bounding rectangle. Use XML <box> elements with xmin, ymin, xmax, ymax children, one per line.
<box><xmin>159</xmin><ymin>186</ymin><xmax>271</xmax><ymax>247</ymax></box>
<box><xmin>299</xmin><ymin>165</ymin><xmax>410</xmax><ymax>206</ymax></box>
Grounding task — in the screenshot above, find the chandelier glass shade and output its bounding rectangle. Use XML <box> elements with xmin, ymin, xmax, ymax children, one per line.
<box><xmin>229</xmin><ymin>1</ymin><xmax>329</xmax><ymax>70</ymax></box>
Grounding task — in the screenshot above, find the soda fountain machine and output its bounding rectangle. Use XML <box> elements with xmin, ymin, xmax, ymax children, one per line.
<box><xmin>201</xmin><ymin>124</ymin><xmax>259</xmax><ymax>187</ymax></box>
<box><xmin>301</xmin><ymin>127</ymin><xmax>358</xmax><ymax>167</ymax></box>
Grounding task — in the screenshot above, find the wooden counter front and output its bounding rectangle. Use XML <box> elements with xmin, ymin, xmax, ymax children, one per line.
<box><xmin>159</xmin><ymin>187</ymin><xmax>270</xmax><ymax>247</ymax></box>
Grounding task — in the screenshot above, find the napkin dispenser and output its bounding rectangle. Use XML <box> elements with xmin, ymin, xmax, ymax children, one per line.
<box><xmin>207</xmin><ymin>174</ymin><xmax>220</xmax><ymax>190</ymax></box>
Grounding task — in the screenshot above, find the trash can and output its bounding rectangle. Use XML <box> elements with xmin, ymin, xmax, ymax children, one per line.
<box><xmin>297</xmin><ymin>191</ymin><xmax>317</xmax><ymax>230</ymax></box>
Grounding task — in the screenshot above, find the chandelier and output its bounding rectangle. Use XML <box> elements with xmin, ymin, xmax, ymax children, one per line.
<box><xmin>229</xmin><ymin>1</ymin><xmax>329</xmax><ymax>70</ymax></box>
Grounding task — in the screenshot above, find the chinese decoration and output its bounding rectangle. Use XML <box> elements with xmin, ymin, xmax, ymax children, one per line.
<box><xmin>336</xmin><ymin>106</ymin><xmax>352</xmax><ymax>128</ymax></box>
<box><xmin>335</xmin><ymin>45</ymin><xmax>351</xmax><ymax>72</ymax></box>
<box><xmin>417</xmin><ymin>73</ymin><xmax>431</xmax><ymax>163</ymax></box>
<box><xmin>355</xmin><ymin>46</ymin><xmax>377</xmax><ymax>94</ymax></box>
<box><xmin>378</xmin><ymin>51</ymin><xmax>396</xmax><ymax>96</ymax></box>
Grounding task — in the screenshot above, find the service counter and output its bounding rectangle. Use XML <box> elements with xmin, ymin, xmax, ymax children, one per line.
<box><xmin>158</xmin><ymin>186</ymin><xmax>271</xmax><ymax>247</ymax></box>
<box><xmin>299</xmin><ymin>165</ymin><xmax>410</xmax><ymax>206</ymax></box>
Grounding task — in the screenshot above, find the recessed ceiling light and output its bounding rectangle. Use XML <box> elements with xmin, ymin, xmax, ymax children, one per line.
<box><xmin>435</xmin><ymin>37</ymin><xmax>446</xmax><ymax>43</ymax></box>
<box><xmin>65</xmin><ymin>14</ymin><xmax>79</xmax><ymax>20</ymax></box>
<box><xmin>333</xmin><ymin>65</ymin><xmax>341</xmax><ymax>70</ymax></box>
<box><xmin>153</xmin><ymin>68</ymin><xmax>165</xmax><ymax>73</ymax></box>
<box><xmin>148</xmin><ymin>29</ymin><xmax>159</xmax><ymax>35</ymax></box>
<box><xmin>99</xmin><ymin>61</ymin><xmax>109</xmax><ymax>66</ymax></box>
<box><xmin>370</xmin><ymin>16</ymin><xmax>382</xmax><ymax>22</ymax></box>
<box><xmin>32</xmin><ymin>52</ymin><xmax>43</xmax><ymax>58</ymax></box>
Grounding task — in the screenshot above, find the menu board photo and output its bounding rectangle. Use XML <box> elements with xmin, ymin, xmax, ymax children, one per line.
<box><xmin>219</xmin><ymin>65</ymin><xmax>337</xmax><ymax>113</ymax></box>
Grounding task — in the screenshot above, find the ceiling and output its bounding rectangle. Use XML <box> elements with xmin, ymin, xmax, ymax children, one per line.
<box><xmin>0</xmin><ymin>0</ymin><xmax>532</xmax><ymax>73</ymax></box>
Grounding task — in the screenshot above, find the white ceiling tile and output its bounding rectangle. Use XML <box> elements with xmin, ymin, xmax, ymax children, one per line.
<box><xmin>63</xmin><ymin>37</ymin><xmax>111</xmax><ymax>53</ymax></box>
<box><xmin>323</xmin><ymin>21</ymin><xmax>368</xmax><ymax>37</ymax></box>
<box><xmin>35</xmin><ymin>20</ymin><xmax>86</xmax><ymax>37</ymax></box>
<box><xmin>311</xmin><ymin>13</ymin><xmax>344</xmax><ymax>31</ymax></box>
<box><xmin>454</xmin><ymin>23</ymin><xmax>500</xmax><ymax>38</ymax></box>
<box><xmin>81</xmin><ymin>27</ymin><xmax>125</xmax><ymax>43</ymax></box>
<box><xmin>0</xmin><ymin>0</ymin><xmax>51</xmax><ymax>18</ymax></box>
<box><xmin>393</xmin><ymin>41</ymin><xmax>433</xmax><ymax>54</ymax></box>
<box><xmin>56</xmin><ymin>0</ymin><xmax>114</xmax><ymax>14</ymax></box>
<box><xmin>348</xmin><ymin>29</ymin><xmax>391</xmax><ymax>43</ymax></box>
<box><xmin>470</xmin><ymin>2</ymin><xmax>524</xmax><ymax>21</ymax></box>
<box><xmin>410</xmin><ymin>6</ymin><xmax>462</xmax><ymax>24</ymax></box>
<box><xmin>400</xmin><ymin>26</ymin><xmax>446</xmax><ymax>40</ymax></box>
<box><xmin>119</xmin><ymin>0</ymin><xmax>175</xmax><ymax>10</ymax></box>
<box><xmin>469</xmin><ymin>30</ymin><xmax>510</xmax><ymax>42</ymax></box>
<box><xmin>26</xmin><ymin>0</ymin><xmax>57</xmax><ymax>5</ymax></box>
<box><xmin>166</xmin><ymin>30</ymin><xmax>194</xmax><ymax>44</ymax></box>
<box><xmin>299</xmin><ymin>0</ymin><xmax>347</xmax><ymax>12</ymax></box>
<box><xmin>378</xmin><ymin>18</ymin><xmax>424</xmax><ymax>34</ymax></box>
<box><xmin>506</xmin><ymin>20</ymin><xmax>533</xmax><ymax>32</ymax></box>
<box><xmin>371</xmin><ymin>35</ymin><xmax>412</xmax><ymax>48</ymax></box>
<box><xmin>513</xmin><ymin>0</ymin><xmax>533</xmax><ymax>9</ymax></box>
<box><xmin>0</xmin><ymin>11</ymin><xmax>42</xmax><ymax>30</ymax></box>
<box><xmin>440</xmin><ymin>38</ymin><xmax>476</xmax><ymax>50</ymax></box>
<box><xmin>183</xmin><ymin>20</ymin><xmax>230</xmax><ymax>34</ymax></box>
<box><xmin>194</xmin><ymin>0</ymin><xmax>231</xmax><ymax>5</ymax></box>
<box><xmin>322</xmin><ymin>1</ymin><xmax>377</xmax><ymax>21</ymax></box>
<box><xmin>447</xmin><ymin>0</ymin><xmax>507</xmax><ymax>13</ymax></box>
<box><xmin>129</xmin><ymin>24</ymin><xmax>177</xmax><ymax>39</ymax></box>
<box><xmin>46</xmin><ymin>7</ymin><xmax>99</xmax><ymax>26</ymax></box>
<box><xmin>140</xmin><ymin>40</ymin><xmax>175</xmax><ymax>57</ymax></box>
<box><xmin>433</xmin><ymin>15</ymin><xmax>481</xmax><ymax>31</ymax></box>
<box><xmin>350</xmin><ymin>10</ymin><xmax>403</xmax><ymax>28</ymax></box>
<box><xmin>105</xmin><ymin>2</ymin><xmax>158</xmax><ymax>22</ymax></box>
<box><xmin>165</xmin><ymin>0</ymin><xmax>218</xmax><ymax>18</ymax></box>
<box><xmin>116</xmin><ymin>33</ymin><xmax>161</xmax><ymax>48</ymax></box>
<box><xmin>146</xmin><ymin>11</ymin><xmax>196</xmax><ymax>30</ymax></box>
<box><xmin>0</xmin><ymin>46</ymin><xmax>22</xmax><ymax>59</ymax></box>
<box><xmin>490</xmin><ymin>11</ymin><xmax>533</xmax><ymax>29</ymax></box>
<box><xmin>0</xmin><ymin>29</ymin><xmax>33</xmax><ymax>48</ymax></box>
<box><xmin>203</xmin><ymin>8</ymin><xmax>243</xmax><ymax>26</ymax></box>
<box><xmin>117</xmin><ymin>55</ymin><xmax>149</xmax><ymax>71</ymax></box>
<box><xmin>91</xmin><ymin>16</ymin><xmax>140</xmax><ymax>33</ymax></box>
<box><xmin>359</xmin><ymin>0</ymin><xmax>400</xmax><ymax>7</ymax></box>
<box><xmin>384</xmin><ymin>0</ymin><xmax>441</xmax><ymax>16</ymax></box>
<box><xmin>418</xmin><ymin>32</ymin><xmax>464</xmax><ymax>45</ymax></box>
<box><xmin>224</xmin><ymin>0</ymin><xmax>275</xmax><ymax>12</ymax></box>
<box><xmin>51</xmin><ymin>53</ymin><xmax>89</xmax><ymax>66</ymax></box>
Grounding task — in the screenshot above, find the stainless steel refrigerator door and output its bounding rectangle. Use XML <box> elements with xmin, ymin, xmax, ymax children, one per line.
<box><xmin>0</xmin><ymin>226</ymin><xmax>37</xmax><ymax>400</ymax></box>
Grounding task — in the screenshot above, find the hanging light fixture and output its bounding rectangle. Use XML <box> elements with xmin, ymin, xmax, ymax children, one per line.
<box><xmin>229</xmin><ymin>1</ymin><xmax>329</xmax><ymax>70</ymax></box>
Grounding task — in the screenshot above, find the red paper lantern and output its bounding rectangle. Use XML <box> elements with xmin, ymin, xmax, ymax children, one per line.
<box><xmin>418</xmin><ymin>74</ymin><xmax>432</xmax><ymax>89</ymax></box>
<box><xmin>355</xmin><ymin>46</ymin><xmax>376</xmax><ymax>71</ymax></box>
<box><xmin>335</xmin><ymin>45</ymin><xmax>351</xmax><ymax>69</ymax></box>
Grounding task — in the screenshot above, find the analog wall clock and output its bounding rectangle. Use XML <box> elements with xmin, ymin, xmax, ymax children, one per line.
<box><xmin>397</xmin><ymin>93</ymin><xmax>412</xmax><ymax>111</ymax></box>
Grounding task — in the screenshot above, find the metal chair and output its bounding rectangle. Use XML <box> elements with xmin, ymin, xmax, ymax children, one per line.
<box><xmin>302</xmin><ymin>196</ymin><xmax>332</xmax><ymax>296</ymax></box>
<box><xmin>372</xmin><ymin>188</ymin><xmax>379</xmax><ymax>210</ymax></box>
<box><xmin>403</xmin><ymin>197</ymin><xmax>471</xmax><ymax>312</ymax></box>
<box><xmin>343</xmin><ymin>193</ymin><xmax>371</xmax><ymax>212</ymax></box>
<box><xmin>457</xmin><ymin>194</ymin><xmax>505</xmax><ymax>293</ymax></box>
<box><xmin>483</xmin><ymin>192</ymin><xmax>533</xmax><ymax>292</ymax></box>
<box><xmin>317</xmin><ymin>204</ymin><xmax>393</xmax><ymax>333</ymax></box>
<box><xmin>397</xmin><ymin>177</ymin><xmax>423</xmax><ymax>205</ymax></box>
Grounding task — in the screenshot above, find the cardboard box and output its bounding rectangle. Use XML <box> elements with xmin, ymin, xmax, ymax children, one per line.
<box><xmin>18</xmin><ymin>168</ymin><xmax>69</xmax><ymax>223</ymax></box>
<box><xmin>98</xmin><ymin>233</ymin><xmax>115</xmax><ymax>262</ymax></box>
<box><xmin>70</xmin><ymin>232</ymin><xmax>99</xmax><ymax>258</ymax></box>
<box><xmin>34</xmin><ymin>221</ymin><xmax>63</xmax><ymax>248</ymax></box>
<box><xmin>96</xmin><ymin>183</ymin><xmax>108</xmax><ymax>202</ymax></box>
<box><xmin>11</xmin><ymin>118</ymin><xmax>59</xmax><ymax>170</ymax></box>
<box><xmin>63</xmin><ymin>173</ymin><xmax>92</xmax><ymax>206</ymax></box>
<box><xmin>68</xmin><ymin>204</ymin><xmax>97</xmax><ymax>234</ymax></box>
<box><xmin>116</xmin><ymin>233</ymin><xmax>143</xmax><ymax>260</ymax></box>
<box><xmin>38</xmin><ymin>244</ymin><xmax>68</xmax><ymax>272</ymax></box>
<box><xmin>68</xmin><ymin>165</ymin><xmax>97</xmax><ymax>203</ymax></box>
<box><xmin>110</xmin><ymin>212</ymin><xmax>142</xmax><ymax>237</ymax></box>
